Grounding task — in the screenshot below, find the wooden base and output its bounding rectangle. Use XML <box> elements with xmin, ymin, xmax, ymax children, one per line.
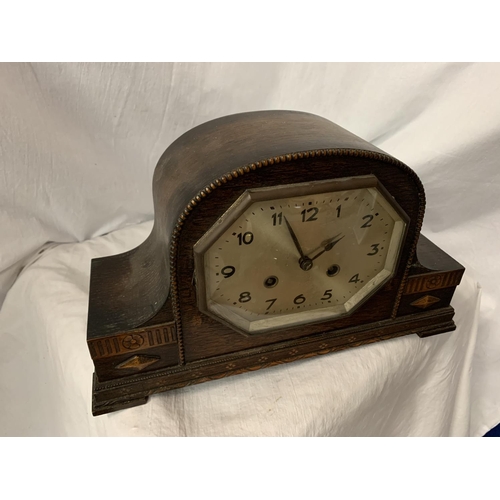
<box><xmin>92</xmin><ymin>389</ymin><xmax>149</xmax><ymax>416</ymax></box>
<box><xmin>92</xmin><ymin>307</ymin><xmax>455</xmax><ymax>416</ymax></box>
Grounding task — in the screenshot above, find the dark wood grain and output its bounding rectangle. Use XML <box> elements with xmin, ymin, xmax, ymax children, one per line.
<box><xmin>87</xmin><ymin>111</ymin><xmax>393</xmax><ymax>339</ymax></box>
<box><xmin>175</xmin><ymin>154</ymin><xmax>422</xmax><ymax>362</ymax></box>
<box><xmin>91</xmin><ymin>306</ymin><xmax>457</xmax><ymax>416</ymax></box>
<box><xmin>86</xmin><ymin>110</ymin><xmax>464</xmax><ymax>416</ymax></box>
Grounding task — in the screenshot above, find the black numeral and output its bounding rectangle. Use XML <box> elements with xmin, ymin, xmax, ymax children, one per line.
<box><xmin>367</xmin><ymin>244</ymin><xmax>379</xmax><ymax>256</ymax></box>
<box><xmin>321</xmin><ymin>289</ymin><xmax>333</xmax><ymax>300</ymax></box>
<box><xmin>265</xmin><ymin>298</ymin><xmax>277</xmax><ymax>310</ymax></box>
<box><xmin>272</xmin><ymin>212</ymin><xmax>283</xmax><ymax>226</ymax></box>
<box><xmin>237</xmin><ymin>232</ymin><xmax>254</xmax><ymax>245</ymax></box>
<box><xmin>349</xmin><ymin>274</ymin><xmax>361</xmax><ymax>283</ymax></box>
<box><xmin>238</xmin><ymin>291</ymin><xmax>252</xmax><ymax>303</ymax></box>
<box><xmin>293</xmin><ymin>294</ymin><xmax>306</xmax><ymax>304</ymax></box>
<box><xmin>221</xmin><ymin>266</ymin><xmax>236</xmax><ymax>278</ymax></box>
<box><xmin>301</xmin><ymin>207</ymin><xmax>319</xmax><ymax>222</ymax></box>
<box><xmin>361</xmin><ymin>215</ymin><xmax>373</xmax><ymax>228</ymax></box>
<box><xmin>336</xmin><ymin>205</ymin><xmax>341</xmax><ymax>218</ymax></box>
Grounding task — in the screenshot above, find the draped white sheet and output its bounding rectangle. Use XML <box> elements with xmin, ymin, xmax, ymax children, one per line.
<box><xmin>0</xmin><ymin>62</ymin><xmax>498</xmax><ymax>435</ymax></box>
<box><xmin>0</xmin><ymin>222</ymin><xmax>481</xmax><ymax>436</ymax></box>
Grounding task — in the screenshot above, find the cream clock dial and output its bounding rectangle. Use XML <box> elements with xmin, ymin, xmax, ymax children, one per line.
<box><xmin>194</xmin><ymin>175</ymin><xmax>408</xmax><ymax>334</ymax></box>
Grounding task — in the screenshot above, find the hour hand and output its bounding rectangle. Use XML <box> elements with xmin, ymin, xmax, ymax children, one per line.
<box><xmin>309</xmin><ymin>234</ymin><xmax>345</xmax><ymax>261</ymax></box>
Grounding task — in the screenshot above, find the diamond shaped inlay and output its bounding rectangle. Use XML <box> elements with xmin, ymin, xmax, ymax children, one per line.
<box><xmin>410</xmin><ymin>295</ymin><xmax>440</xmax><ymax>309</ymax></box>
<box><xmin>116</xmin><ymin>355</ymin><xmax>160</xmax><ymax>371</ymax></box>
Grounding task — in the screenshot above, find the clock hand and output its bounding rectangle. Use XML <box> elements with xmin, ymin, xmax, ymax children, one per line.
<box><xmin>283</xmin><ymin>216</ymin><xmax>313</xmax><ymax>271</ymax></box>
<box><xmin>307</xmin><ymin>234</ymin><xmax>340</xmax><ymax>260</ymax></box>
<box><xmin>309</xmin><ymin>234</ymin><xmax>345</xmax><ymax>262</ymax></box>
<box><xmin>284</xmin><ymin>216</ymin><xmax>306</xmax><ymax>259</ymax></box>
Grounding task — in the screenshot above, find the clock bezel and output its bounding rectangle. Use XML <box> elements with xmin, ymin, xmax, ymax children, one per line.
<box><xmin>193</xmin><ymin>174</ymin><xmax>410</xmax><ymax>335</ymax></box>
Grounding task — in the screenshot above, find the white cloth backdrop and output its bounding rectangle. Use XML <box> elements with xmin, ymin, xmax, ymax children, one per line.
<box><xmin>0</xmin><ymin>222</ymin><xmax>482</xmax><ymax>436</ymax></box>
<box><xmin>0</xmin><ymin>62</ymin><xmax>498</xmax><ymax>435</ymax></box>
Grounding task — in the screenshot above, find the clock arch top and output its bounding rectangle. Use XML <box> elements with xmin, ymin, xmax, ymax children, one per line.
<box><xmin>87</xmin><ymin>111</ymin><xmax>423</xmax><ymax>340</ymax></box>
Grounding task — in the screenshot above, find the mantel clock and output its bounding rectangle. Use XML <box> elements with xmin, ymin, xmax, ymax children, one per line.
<box><xmin>86</xmin><ymin>110</ymin><xmax>464</xmax><ymax>415</ymax></box>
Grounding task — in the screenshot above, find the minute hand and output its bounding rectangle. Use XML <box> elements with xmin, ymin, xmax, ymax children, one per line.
<box><xmin>284</xmin><ymin>216</ymin><xmax>306</xmax><ymax>259</ymax></box>
<box><xmin>309</xmin><ymin>234</ymin><xmax>345</xmax><ymax>261</ymax></box>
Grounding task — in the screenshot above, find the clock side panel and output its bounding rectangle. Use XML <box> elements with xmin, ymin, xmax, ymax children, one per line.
<box><xmin>175</xmin><ymin>155</ymin><xmax>424</xmax><ymax>362</ymax></box>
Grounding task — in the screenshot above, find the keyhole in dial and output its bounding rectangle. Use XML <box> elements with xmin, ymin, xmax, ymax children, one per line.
<box><xmin>327</xmin><ymin>265</ymin><xmax>340</xmax><ymax>277</ymax></box>
<box><xmin>264</xmin><ymin>276</ymin><xmax>279</xmax><ymax>288</ymax></box>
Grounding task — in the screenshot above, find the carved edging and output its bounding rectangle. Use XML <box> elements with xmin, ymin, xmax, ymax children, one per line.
<box><xmin>92</xmin><ymin>316</ymin><xmax>456</xmax><ymax>410</ymax></box>
<box><xmin>160</xmin><ymin>320</ymin><xmax>455</xmax><ymax>392</ymax></box>
<box><xmin>88</xmin><ymin>321</ymin><xmax>177</xmax><ymax>360</ymax></box>
<box><xmin>404</xmin><ymin>269</ymin><xmax>463</xmax><ymax>295</ymax></box>
<box><xmin>94</xmin><ymin>304</ymin><xmax>447</xmax><ymax>395</ymax></box>
<box><xmin>168</xmin><ymin>148</ymin><xmax>426</xmax><ymax>365</ymax></box>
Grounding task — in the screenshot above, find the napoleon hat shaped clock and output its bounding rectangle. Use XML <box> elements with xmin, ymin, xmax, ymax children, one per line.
<box><xmin>86</xmin><ymin>110</ymin><xmax>464</xmax><ymax>415</ymax></box>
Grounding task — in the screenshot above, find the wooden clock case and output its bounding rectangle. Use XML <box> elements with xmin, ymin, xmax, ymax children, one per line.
<box><xmin>86</xmin><ymin>110</ymin><xmax>464</xmax><ymax>416</ymax></box>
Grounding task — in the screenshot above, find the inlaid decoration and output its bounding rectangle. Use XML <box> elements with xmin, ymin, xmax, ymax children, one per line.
<box><xmin>410</xmin><ymin>295</ymin><xmax>441</xmax><ymax>309</ymax></box>
<box><xmin>116</xmin><ymin>355</ymin><xmax>160</xmax><ymax>371</ymax></box>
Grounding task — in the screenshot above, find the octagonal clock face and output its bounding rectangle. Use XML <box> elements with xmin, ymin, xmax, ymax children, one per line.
<box><xmin>193</xmin><ymin>175</ymin><xmax>408</xmax><ymax>334</ymax></box>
